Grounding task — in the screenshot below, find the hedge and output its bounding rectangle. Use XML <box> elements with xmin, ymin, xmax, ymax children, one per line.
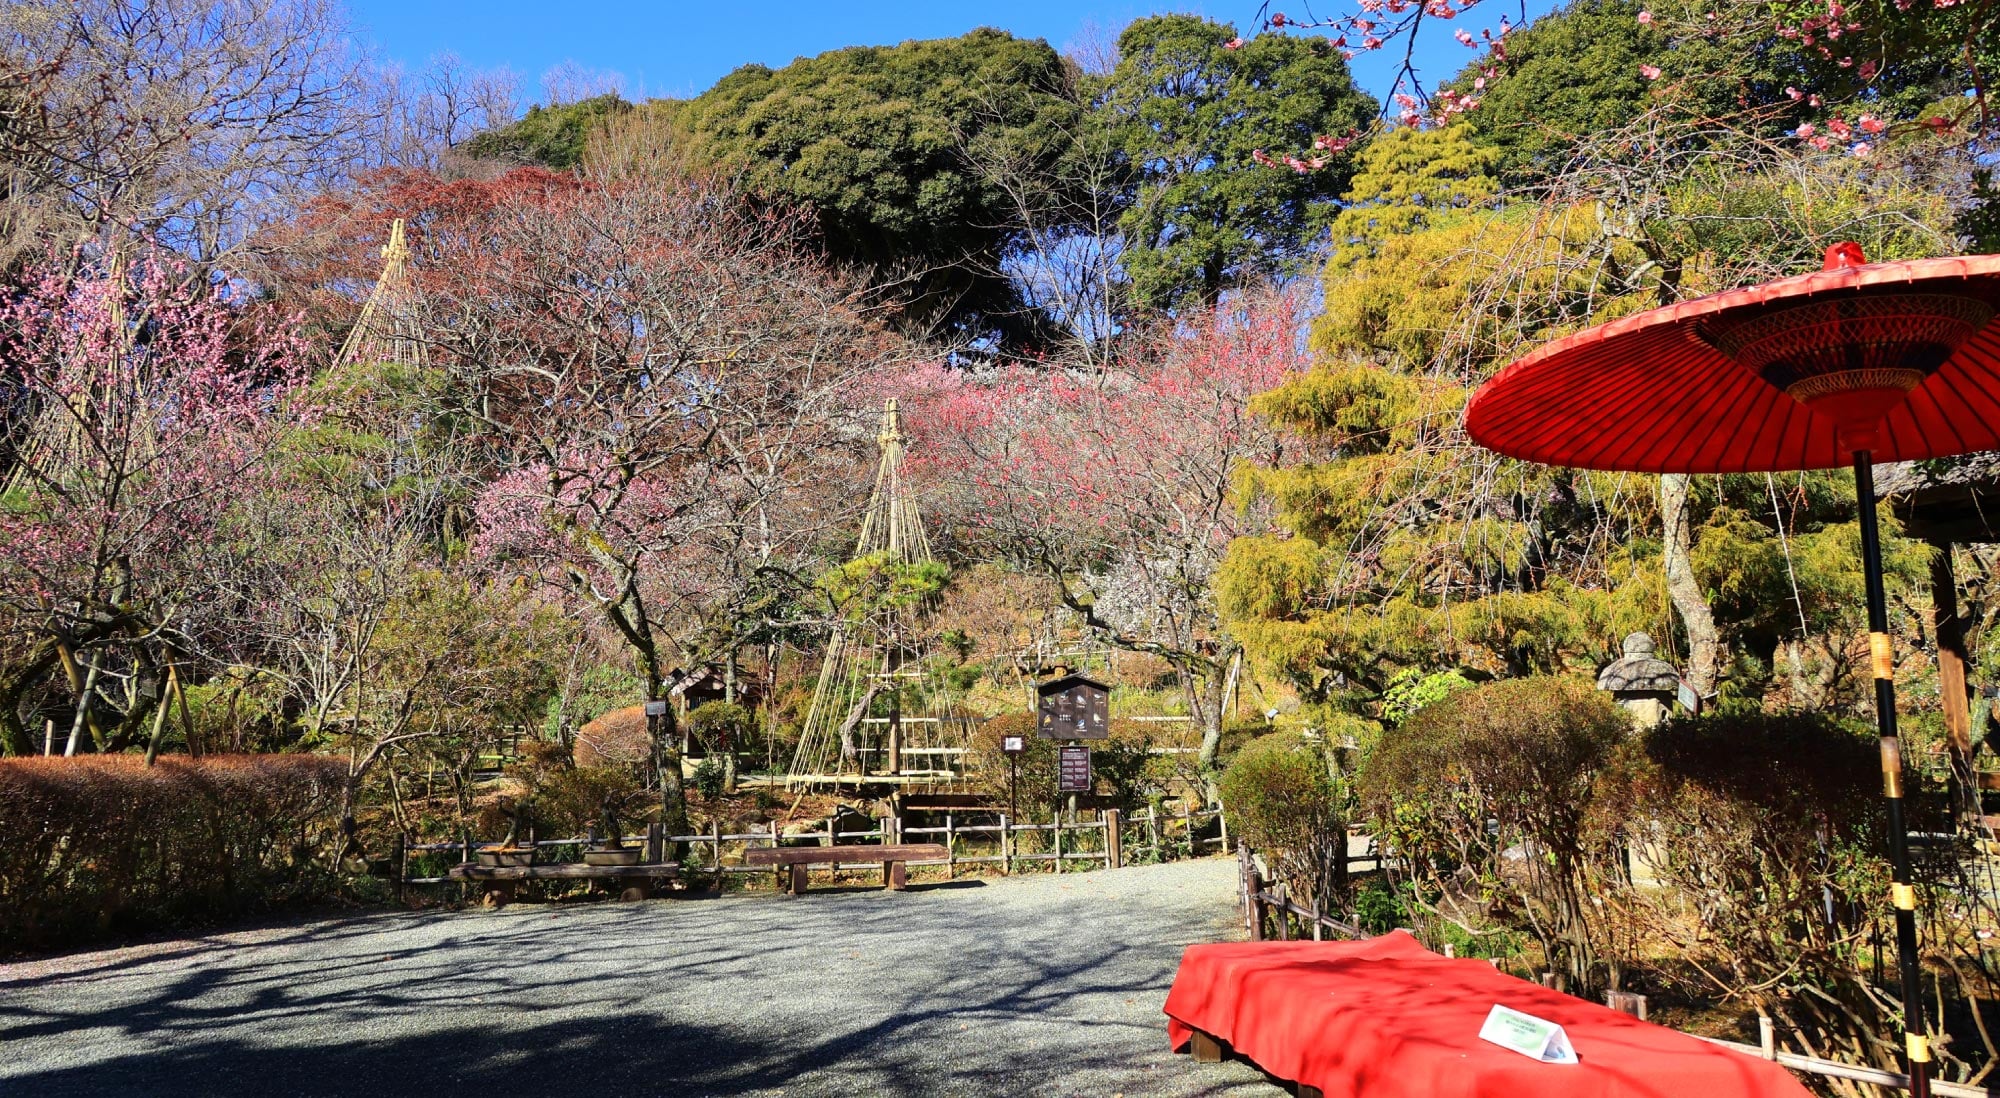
<box><xmin>0</xmin><ymin>754</ymin><xmax>349</xmax><ymax>953</ymax></box>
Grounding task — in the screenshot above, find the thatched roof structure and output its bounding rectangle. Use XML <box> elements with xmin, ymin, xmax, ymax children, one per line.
<box><xmin>1875</xmin><ymin>452</ymin><xmax>2000</xmax><ymax>543</ymax></box>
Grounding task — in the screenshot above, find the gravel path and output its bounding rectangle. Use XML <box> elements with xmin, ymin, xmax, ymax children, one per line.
<box><xmin>1</xmin><ymin>858</ymin><xmax>1275</xmax><ymax>1097</ymax></box>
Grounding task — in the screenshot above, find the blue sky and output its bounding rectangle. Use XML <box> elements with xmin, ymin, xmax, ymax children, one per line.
<box><xmin>343</xmin><ymin>0</ymin><xmax>1560</xmax><ymax>106</ymax></box>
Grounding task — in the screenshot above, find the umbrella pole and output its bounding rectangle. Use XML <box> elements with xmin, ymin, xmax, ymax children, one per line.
<box><xmin>1853</xmin><ymin>450</ymin><xmax>1931</xmax><ymax>1098</ymax></box>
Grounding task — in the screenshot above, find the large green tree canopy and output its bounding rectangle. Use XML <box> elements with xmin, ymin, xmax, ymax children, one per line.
<box><xmin>1456</xmin><ymin>0</ymin><xmax>1990</xmax><ymax>187</ymax></box>
<box><xmin>461</xmin><ymin>94</ymin><xmax>634</xmax><ymax>169</ymax></box>
<box><xmin>663</xmin><ymin>28</ymin><xmax>1088</xmax><ymax>348</ymax></box>
<box><xmin>1098</xmin><ymin>16</ymin><xmax>1374</xmax><ymax>310</ymax></box>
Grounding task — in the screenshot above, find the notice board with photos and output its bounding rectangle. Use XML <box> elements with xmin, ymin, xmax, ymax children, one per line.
<box><xmin>1037</xmin><ymin>674</ymin><xmax>1110</xmax><ymax>740</ymax></box>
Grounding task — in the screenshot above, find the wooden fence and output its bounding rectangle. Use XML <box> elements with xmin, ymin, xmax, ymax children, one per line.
<box><xmin>1235</xmin><ymin>842</ymin><xmax>1995</xmax><ymax>1098</ymax></box>
<box><xmin>394</xmin><ymin>799</ymin><xmax>1230</xmax><ymax>893</ymax></box>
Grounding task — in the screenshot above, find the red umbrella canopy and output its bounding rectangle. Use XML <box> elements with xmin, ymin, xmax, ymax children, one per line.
<box><xmin>1465</xmin><ymin>246</ymin><xmax>2000</xmax><ymax>473</ymax></box>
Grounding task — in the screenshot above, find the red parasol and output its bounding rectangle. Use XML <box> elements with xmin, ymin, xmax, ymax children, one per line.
<box><xmin>1467</xmin><ymin>245</ymin><xmax>2000</xmax><ymax>1098</ymax></box>
<box><xmin>1467</xmin><ymin>247</ymin><xmax>2000</xmax><ymax>472</ymax></box>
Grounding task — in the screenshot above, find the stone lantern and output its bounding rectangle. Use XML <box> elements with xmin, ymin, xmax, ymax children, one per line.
<box><xmin>1596</xmin><ymin>632</ymin><xmax>1683</xmax><ymax>727</ymax></box>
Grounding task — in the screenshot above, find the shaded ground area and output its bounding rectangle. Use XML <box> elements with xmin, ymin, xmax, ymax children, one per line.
<box><xmin>1</xmin><ymin>858</ymin><xmax>1272</xmax><ymax>1097</ymax></box>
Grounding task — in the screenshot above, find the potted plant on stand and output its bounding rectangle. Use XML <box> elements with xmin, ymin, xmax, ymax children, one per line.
<box><xmin>584</xmin><ymin>793</ymin><xmax>641</xmax><ymax>866</ymax></box>
<box><xmin>477</xmin><ymin>797</ymin><xmax>538</xmax><ymax>868</ymax></box>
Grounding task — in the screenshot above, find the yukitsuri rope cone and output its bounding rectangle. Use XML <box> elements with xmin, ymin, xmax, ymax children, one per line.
<box><xmin>787</xmin><ymin>400</ymin><xmax>971</xmax><ymax>789</ymax></box>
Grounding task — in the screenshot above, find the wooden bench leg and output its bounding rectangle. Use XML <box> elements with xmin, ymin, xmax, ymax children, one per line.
<box><xmin>789</xmin><ymin>862</ymin><xmax>808</xmax><ymax>895</ymax></box>
<box><xmin>884</xmin><ymin>860</ymin><xmax>907</xmax><ymax>891</ymax></box>
<box><xmin>1190</xmin><ymin>1029</ymin><xmax>1224</xmax><ymax>1063</ymax></box>
<box><xmin>1298</xmin><ymin>1086</ymin><xmax>1324</xmax><ymax>1098</ymax></box>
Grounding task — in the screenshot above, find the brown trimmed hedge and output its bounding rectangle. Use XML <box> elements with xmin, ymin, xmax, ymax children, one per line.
<box><xmin>0</xmin><ymin>754</ymin><xmax>349</xmax><ymax>953</ymax></box>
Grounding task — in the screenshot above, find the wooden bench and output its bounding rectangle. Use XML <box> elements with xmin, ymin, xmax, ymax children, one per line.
<box><xmin>742</xmin><ymin>843</ymin><xmax>948</xmax><ymax>894</ymax></box>
<box><xmin>1186</xmin><ymin>1028</ymin><xmax>1325</xmax><ymax>1098</ymax></box>
<box><xmin>446</xmin><ymin>862</ymin><xmax>681</xmax><ymax>907</ymax></box>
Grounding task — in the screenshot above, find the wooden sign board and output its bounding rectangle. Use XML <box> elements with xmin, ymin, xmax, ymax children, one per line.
<box><xmin>1058</xmin><ymin>745</ymin><xmax>1092</xmax><ymax>793</ymax></box>
<box><xmin>1037</xmin><ymin>674</ymin><xmax>1110</xmax><ymax>740</ymax></box>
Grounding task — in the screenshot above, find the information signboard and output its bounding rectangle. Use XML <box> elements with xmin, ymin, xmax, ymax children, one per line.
<box><xmin>1037</xmin><ymin>674</ymin><xmax>1110</xmax><ymax>740</ymax></box>
<box><xmin>1058</xmin><ymin>745</ymin><xmax>1092</xmax><ymax>793</ymax></box>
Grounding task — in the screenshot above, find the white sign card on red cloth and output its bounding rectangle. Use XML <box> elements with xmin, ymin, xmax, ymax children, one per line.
<box><xmin>1478</xmin><ymin>1004</ymin><xmax>1579</xmax><ymax>1064</ymax></box>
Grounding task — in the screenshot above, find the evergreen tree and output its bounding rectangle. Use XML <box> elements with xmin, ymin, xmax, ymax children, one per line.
<box><xmin>462</xmin><ymin>94</ymin><xmax>633</xmax><ymax>169</ymax></box>
<box><xmin>1099</xmin><ymin>16</ymin><xmax>1374</xmax><ymax>310</ymax></box>
<box><xmin>665</xmin><ymin>28</ymin><xmax>1089</xmax><ymax>348</ymax></box>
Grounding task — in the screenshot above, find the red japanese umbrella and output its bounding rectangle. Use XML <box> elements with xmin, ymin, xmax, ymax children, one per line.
<box><xmin>1467</xmin><ymin>244</ymin><xmax>2000</xmax><ymax>1098</ymax></box>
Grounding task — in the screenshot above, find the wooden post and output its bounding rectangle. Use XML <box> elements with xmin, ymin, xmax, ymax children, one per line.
<box><xmin>1217</xmin><ymin>806</ymin><xmax>1228</xmax><ymax>854</ymax></box>
<box><xmin>1933</xmin><ymin>543</ymin><xmax>1977</xmax><ymax>823</ymax></box>
<box><xmin>1247</xmin><ymin>859</ymin><xmax>1265</xmax><ymax>941</ymax></box>
<box><xmin>1310</xmin><ymin>893</ymin><xmax>1322</xmax><ymax>941</ymax></box>
<box><xmin>1605</xmin><ymin>991</ymin><xmax>1648</xmax><ymax>1020</ymax></box>
<box><xmin>1190</xmin><ymin>1029</ymin><xmax>1224</xmax><ymax>1063</ymax></box>
<box><xmin>711</xmin><ymin>819</ymin><xmax>723</xmax><ymax>895</ymax></box>
<box><xmin>771</xmin><ymin>820</ymin><xmax>783</xmax><ymax>891</ymax></box>
<box><xmin>1276</xmin><ymin>883</ymin><xmax>1291</xmax><ymax>940</ymax></box>
<box><xmin>1105</xmin><ymin>808</ymin><xmax>1122</xmax><ymax>870</ymax></box>
<box><xmin>1147</xmin><ymin>806</ymin><xmax>1161</xmax><ymax>856</ymax></box>
<box><xmin>945</xmin><ymin>812</ymin><xmax>957</xmax><ymax>880</ymax></box>
<box><xmin>1759</xmin><ymin>1015</ymin><xmax>1777</xmax><ymax>1060</ymax></box>
<box><xmin>1182</xmin><ymin>798</ymin><xmax>1195</xmax><ymax>855</ymax></box>
<box><xmin>1054</xmin><ymin>814</ymin><xmax>1064</xmax><ymax>873</ymax></box>
<box><xmin>645</xmin><ymin>822</ymin><xmax>664</xmax><ymax>865</ymax></box>
<box><xmin>391</xmin><ymin>832</ymin><xmax>406</xmax><ymax>904</ymax></box>
<box><xmin>999</xmin><ymin>813</ymin><xmax>1012</xmax><ymax>875</ymax></box>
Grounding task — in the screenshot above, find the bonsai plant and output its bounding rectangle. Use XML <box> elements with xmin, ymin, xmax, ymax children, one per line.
<box><xmin>584</xmin><ymin>793</ymin><xmax>641</xmax><ymax>866</ymax></box>
<box><xmin>477</xmin><ymin>797</ymin><xmax>538</xmax><ymax>868</ymax></box>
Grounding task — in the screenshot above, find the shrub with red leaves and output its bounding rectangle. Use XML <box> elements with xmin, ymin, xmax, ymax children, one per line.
<box><xmin>0</xmin><ymin>754</ymin><xmax>347</xmax><ymax>953</ymax></box>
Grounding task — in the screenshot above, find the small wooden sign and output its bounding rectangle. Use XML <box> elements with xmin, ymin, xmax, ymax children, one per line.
<box><xmin>1058</xmin><ymin>745</ymin><xmax>1092</xmax><ymax>793</ymax></box>
<box><xmin>643</xmin><ymin>699</ymin><xmax>669</xmax><ymax>717</ymax></box>
<box><xmin>1037</xmin><ymin>674</ymin><xmax>1110</xmax><ymax>740</ymax></box>
<box><xmin>1001</xmin><ymin>735</ymin><xmax>1026</xmax><ymax>754</ymax></box>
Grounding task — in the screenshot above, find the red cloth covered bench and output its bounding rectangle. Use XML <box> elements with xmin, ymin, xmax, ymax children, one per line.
<box><xmin>1165</xmin><ymin>931</ymin><xmax>1812</xmax><ymax>1098</ymax></box>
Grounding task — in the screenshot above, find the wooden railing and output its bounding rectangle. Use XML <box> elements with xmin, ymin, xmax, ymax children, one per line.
<box><xmin>1234</xmin><ymin>841</ymin><xmax>1997</xmax><ymax>1098</ymax></box>
<box><xmin>394</xmin><ymin>799</ymin><xmax>1230</xmax><ymax>893</ymax></box>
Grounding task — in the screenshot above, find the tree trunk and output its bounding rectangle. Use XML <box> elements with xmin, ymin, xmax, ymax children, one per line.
<box><xmin>1189</xmin><ymin>649</ymin><xmax>1234</xmax><ymax>807</ymax></box>
<box><xmin>0</xmin><ymin>640</ymin><xmax>61</xmax><ymax>756</ymax></box>
<box><xmin>650</xmin><ymin>684</ymin><xmax>691</xmax><ymax>842</ymax></box>
<box><xmin>1659</xmin><ymin>473</ymin><xmax>1722</xmax><ymax>696</ymax></box>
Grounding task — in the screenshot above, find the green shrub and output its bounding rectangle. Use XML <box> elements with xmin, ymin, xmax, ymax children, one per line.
<box><xmin>1362</xmin><ymin>675</ymin><xmax>1625</xmax><ymax>991</ymax></box>
<box><xmin>687</xmin><ymin>700</ymin><xmax>752</xmax><ymax>751</ymax></box>
<box><xmin>1354</xmin><ymin>877</ymin><xmax>1407</xmax><ymax>934</ymax></box>
<box><xmin>1378</xmin><ymin>667</ymin><xmax>1475</xmax><ymax>725</ymax></box>
<box><xmin>1221</xmin><ymin>731</ymin><xmax>1349</xmax><ymax>910</ymax></box>
<box><xmin>0</xmin><ymin>754</ymin><xmax>348</xmax><ymax>954</ymax></box>
<box><xmin>691</xmin><ymin>757</ymin><xmax>727</xmax><ymax>799</ymax></box>
<box><xmin>1593</xmin><ymin>710</ymin><xmax>1886</xmax><ymax>1048</ymax></box>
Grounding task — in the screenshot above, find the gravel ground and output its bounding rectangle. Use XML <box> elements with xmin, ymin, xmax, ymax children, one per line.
<box><xmin>1</xmin><ymin>858</ymin><xmax>1276</xmax><ymax>1097</ymax></box>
